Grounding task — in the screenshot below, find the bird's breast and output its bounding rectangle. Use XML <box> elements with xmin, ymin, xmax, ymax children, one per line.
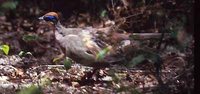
<box><xmin>55</xmin><ymin>31</ymin><xmax>64</xmax><ymax>41</ymax></box>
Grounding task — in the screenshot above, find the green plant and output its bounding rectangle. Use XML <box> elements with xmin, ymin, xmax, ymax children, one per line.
<box><xmin>18</xmin><ymin>50</ymin><xmax>32</xmax><ymax>57</ymax></box>
<box><xmin>63</xmin><ymin>57</ymin><xmax>72</xmax><ymax>70</ymax></box>
<box><xmin>128</xmin><ymin>49</ymin><xmax>161</xmax><ymax>67</ymax></box>
<box><xmin>0</xmin><ymin>44</ymin><xmax>10</xmax><ymax>55</ymax></box>
<box><xmin>0</xmin><ymin>1</ymin><xmax>18</xmax><ymax>15</ymax></box>
<box><xmin>96</xmin><ymin>46</ymin><xmax>112</xmax><ymax>61</ymax></box>
<box><xmin>17</xmin><ymin>85</ymin><xmax>43</xmax><ymax>94</ymax></box>
<box><xmin>22</xmin><ymin>34</ymin><xmax>39</xmax><ymax>42</ymax></box>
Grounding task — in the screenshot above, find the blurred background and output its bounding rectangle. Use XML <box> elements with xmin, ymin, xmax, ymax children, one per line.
<box><xmin>0</xmin><ymin>0</ymin><xmax>194</xmax><ymax>93</ymax></box>
<box><xmin>0</xmin><ymin>0</ymin><xmax>194</xmax><ymax>68</ymax></box>
<box><xmin>0</xmin><ymin>0</ymin><xmax>194</xmax><ymax>75</ymax></box>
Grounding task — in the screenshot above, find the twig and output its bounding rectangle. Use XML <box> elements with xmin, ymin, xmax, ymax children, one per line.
<box><xmin>129</xmin><ymin>33</ymin><xmax>171</xmax><ymax>40</ymax></box>
<box><xmin>115</xmin><ymin>12</ymin><xmax>144</xmax><ymax>22</ymax></box>
<box><xmin>156</xmin><ymin>30</ymin><xmax>165</xmax><ymax>50</ymax></box>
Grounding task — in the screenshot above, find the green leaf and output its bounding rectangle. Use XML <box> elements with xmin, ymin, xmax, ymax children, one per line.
<box><xmin>170</xmin><ymin>30</ymin><xmax>178</xmax><ymax>39</ymax></box>
<box><xmin>53</xmin><ymin>57</ymin><xmax>60</xmax><ymax>63</ymax></box>
<box><xmin>1</xmin><ymin>1</ymin><xmax>18</xmax><ymax>10</ymax></box>
<box><xmin>0</xmin><ymin>44</ymin><xmax>10</xmax><ymax>55</ymax></box>
<box><xmin>138</xmin><ymin>49</ymin><xmax>161</xmax><ymax>63</ymax></box>
<box><xmin>128</xmin><ymin>49</ymin><xmax>162</xmax><ymax>67</ymax></box>
<box><xmin>26</xmin><ymin>52</ymin><xmax>33</xmax><ymax>55</ymax></box>
<box><xmin>96</xmin><ymin>46</ymin><xmax>111</xmax><ymax>61</ymax></box>
<box><xmin>18</xmin><ymin>51</ymin><xmax>32</xmax><ymax>57</ymax></box>
<box><xmin>40</xmin><ymin>77</ymin><xmax>51</xmax><ymax>86</ymax></box>
<box><xmin>169</xmin><ymin>28</ymin><xmax>192</xmax><ymax>51</ymax></box>
<box><xmin>18</xmin><ymin>51</ymin><xmax>25</xmax><ymax>56</ymax></box>
<box><xmin>100</xmin><ymin>10</ymin><xmax>107</xmax><ymax>18</ymax></box>
<box><xmin>146</xmin><ymin>53</ymin><xmax>161</xmax><ymax>64</ymax></box>
<box><xmin>22</xmin><ymin>34</ymin><xmax>38</xmax><ymax>42</ymax></box>
<box><xmin>52</xmin><ymin>56</ymin><xmax>63</xmax><ymax>63</ymax></box>
<box><xmin>17</xmin><ymin>85</ymin><xmax>43</xmax><ymax>94</ymax></box>
<box><xmin>63</xmin><ymin>57</ymin><xmax>72</xmax><ymax>70</ymax></box>
<box><xmin>128</xmin><ymin>55</ymin><xmax>145</xmax><ymax>67</ymax></box>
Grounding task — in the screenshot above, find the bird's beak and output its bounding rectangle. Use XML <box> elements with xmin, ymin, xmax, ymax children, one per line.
<box><xmin>38</xmin><ymin>16</ymin><xmax>44</xmax><ymax>20</ymax></box>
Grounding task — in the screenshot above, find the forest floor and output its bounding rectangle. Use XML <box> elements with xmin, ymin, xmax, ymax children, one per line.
<box><xmin>0</xmin><ymin>1</ymin><xmax>194</xmax><ymax>94</ymax></box>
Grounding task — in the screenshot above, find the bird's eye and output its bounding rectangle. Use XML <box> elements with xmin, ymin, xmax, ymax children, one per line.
<box><xmin>43</xmin><ymin>16</ymin><xmax>57</xmax><ymax>22</ymax></box>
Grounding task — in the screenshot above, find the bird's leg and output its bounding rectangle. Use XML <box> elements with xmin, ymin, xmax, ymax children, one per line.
<box><xmin>53</xmin><ymin>41</ymin><xmax>66</xmax><ymax>62</ymax></box>
<box><xmin>52</xmin><ymin>26</ymin><xmax>67</xmax><ymax>62</ymax></box>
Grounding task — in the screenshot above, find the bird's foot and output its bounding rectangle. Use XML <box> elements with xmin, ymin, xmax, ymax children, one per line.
<box><xmin>52</xmin><ymin>53</ymin><xmax>65</xmax><ymax>63</ymax></box>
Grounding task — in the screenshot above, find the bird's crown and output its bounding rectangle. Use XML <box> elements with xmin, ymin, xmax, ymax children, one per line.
<box><xmin>39</xmin><ymin>12</ymin><xmax>59</xmax><ymax>24</ymax></box>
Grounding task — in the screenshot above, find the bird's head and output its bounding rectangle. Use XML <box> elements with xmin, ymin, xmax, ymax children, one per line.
<box><xmin>38</xmin><ymin>12</ymin><xmax>59</xmax><ymax>25</ymax></box>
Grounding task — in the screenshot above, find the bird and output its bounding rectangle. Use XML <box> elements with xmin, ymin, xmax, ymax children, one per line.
<box><xmin>38</xmin><ymin>12</ymin><xmax>128</xmax><ymax>68</ymax></box>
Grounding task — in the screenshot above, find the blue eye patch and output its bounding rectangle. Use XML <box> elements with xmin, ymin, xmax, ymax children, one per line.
<box><xmin>43</xmin><ymin>15</ymin><xmax>57</xmax><ymax>22</ymax></box>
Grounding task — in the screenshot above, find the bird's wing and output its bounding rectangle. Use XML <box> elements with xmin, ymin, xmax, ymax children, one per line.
<box><xmin>79</xmin><ymin>30</ymin><xmax>103</xmax><ymax>54</ymax></box>
<box><xmin>62</xmin><ymin>34</ymin><xmax>96</xmax><ymax>61</ymax></box>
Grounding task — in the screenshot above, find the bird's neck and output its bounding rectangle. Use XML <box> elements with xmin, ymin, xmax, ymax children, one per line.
<box><xmin>54</xmin><ymin>21</ymin><xmax>65</xmax><ymax>36</ymax></box>
<box><xmin>55</xmin><ymin>21</ymin><xmax>63</xmax><ymax>30</ymax></box>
